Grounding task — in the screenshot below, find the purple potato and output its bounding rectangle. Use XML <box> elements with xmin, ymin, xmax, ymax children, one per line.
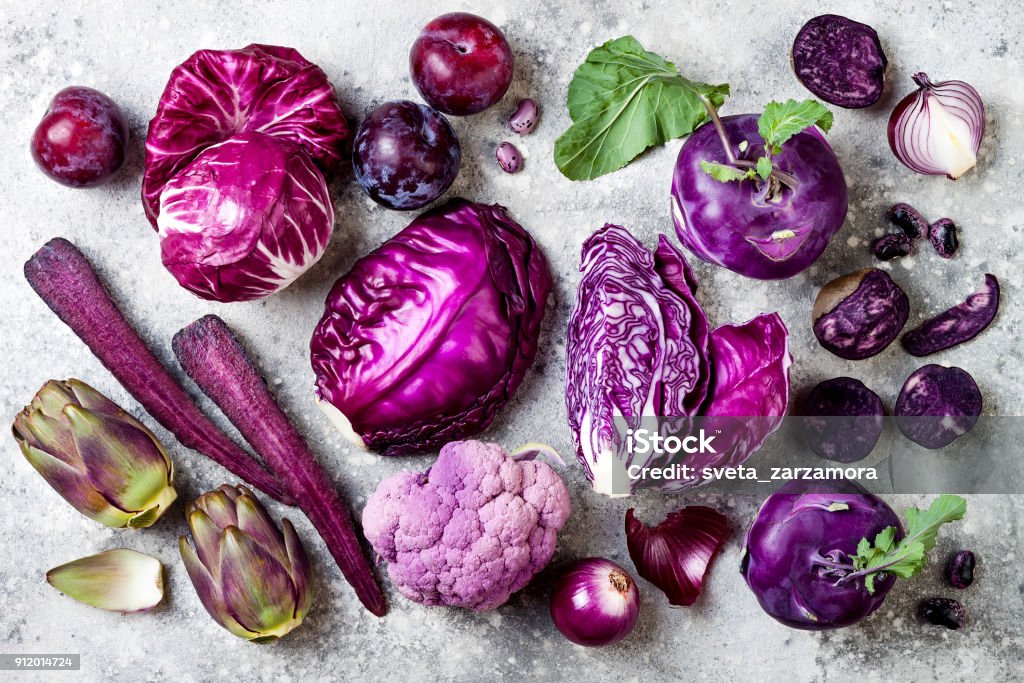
<box><xmin>887</xmin><ymin>203</ymin><xmax>928</xmax><ymax>241</ymax></box>
<box><xmin>792</xmin><ymin>15</ymin><xmax>887</xmax><ymax>109</ymax></box>
<box><xmin>872</xmin><ymin>233</ymin><xmax>913</xmax><ymax>261</ymax></box>
<box><xmin>902</xmin><ymin>274</ymin><xmax>999</xmax><ymax>356</ymax></box>
<box><xmin>800</xmin><ymin>377</ymin><xmax>884</xmax><ymax>463</ymax></box>
<box><xmin>352</xmin><ymin>100</ymin><xmax>461</xmax><ymax>210</ymax></box>
<box><xmin>895</xmin><ymin>365</ymin><xmax>982</xmax><ymax>449</ymax></box>
<box><xmin>671</xmin><ymin>114</ymin><xmax>848</xmax><ymax>280</ymax></box>
<box><xmin>929</xmin><ymin>218</ymin><xmax>960</xmax><ymax>258</ymax></box>
<box><xmin>813</xmin><ymin>268</ymin><xmax>909</xmax><ymax>360</ymax></box>
<box><xmin>31</xmin><ymin>86</ymin><xmax>129</xmax><ymax>187</ymax></box>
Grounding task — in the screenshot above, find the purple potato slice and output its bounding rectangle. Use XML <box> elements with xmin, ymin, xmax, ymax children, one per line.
<box><xmin>895</xmin><ymin>365</ymin><xmax>982</xmax><ymax>449</ymax></box>
<box><xmin>902</xmin><ymin>274</ymin><xmax>999</xmax><ymax>356</ymax></box>
<box><xmin>800</xmin><ymin>377</ymin><xmax>885</xmax><ymax>463</ymax></box>
<box><xmin>813</xmin><ymin>268</ymin><xmax>910</xmax><ymax>360</ymax></box>
<box><xmin>792</xmin><ymin>15</ymin><xmax>887</xmax><ymax>109</ymax></box>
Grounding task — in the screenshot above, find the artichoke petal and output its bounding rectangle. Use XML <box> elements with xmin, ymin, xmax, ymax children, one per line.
<box><xmin>46</xmin><ymin>548</ymin><xmax>163</xmax><ymax>612</ymax></box>
<box><xmin>32</xmin><ymin>380</ymin><xmax>78</xmax><ymax>418</ymax></box>
<box><xmin>282</xmin><ymin>518</ymin><xmax>313</xmax><ymax>619</ymax></box>
<box><xmin>65</xmin><ymin>405</ymin><xmax>172</xmax><ymax>512</ymax></box>
<box><xmin>179</xmin><ymin>537</ymin><xmax>256</xmax><ymax>640</ymax></box>
<box><xmin>235</xmin><ymin>491</ymin><xmax>288</xmax><ymax>566</ymax></box>
<box><xmin>19</xmin><ymin>442</ymin><xmax>131</xmax><ymax>527</ymax></box>
<box><xmin>192</xmin><ymin>486</ymin><xmax>241</xmax><ymax>530</ymax></box>
<box><xmin>186</xmin><ymin>509</ymin><xmax>224</xmax><ymax>575</ymax></box>
<box><xmin>14</xmin><ymin>409</ymin><xmax>79</xmax><ymax>465</ymax></box>
<box><xmin>219</xmin><ymin>526</ymin><xmax>300</xmax><ymax>636</ymax></box>
<box><xmin>65</xmin><ymin>378</ymin><xmax>127</xmax><ymax>418</ymax></box>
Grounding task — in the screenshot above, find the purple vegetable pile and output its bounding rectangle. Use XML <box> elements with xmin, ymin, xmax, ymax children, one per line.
<box><xmin>15</xmin><ymin>5</ymin><xmax>1004</xmax><ymax>654</ymax></box>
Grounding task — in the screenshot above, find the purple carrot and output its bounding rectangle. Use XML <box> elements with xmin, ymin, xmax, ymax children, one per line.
<box><xmin>172</xmin><ymin>315</ymin><xmax>387</xmax><ymax>617</ymax></box>
<box><xmin>24</xmin><ymin>238</ymin><xmax>291</xmax><ymax>505</ymax></box>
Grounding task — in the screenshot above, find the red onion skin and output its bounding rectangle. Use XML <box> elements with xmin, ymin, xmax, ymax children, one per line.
<box><xmin>887</xmin><ymin>73</ymin><xmax>985</xmax><ymax>180</ymax></box>
<box><xmin>549</xmin><ymin>558</ymin><xmax>640</xmax><ymax>647</ymax></box>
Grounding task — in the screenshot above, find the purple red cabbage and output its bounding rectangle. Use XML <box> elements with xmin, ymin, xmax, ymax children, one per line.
<box><xmin>311</xmin><ymin>199</ymin><xmax>551</xmax><ymax>455</ymax></box>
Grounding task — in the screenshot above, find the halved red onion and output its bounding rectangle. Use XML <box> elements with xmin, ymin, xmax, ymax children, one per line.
<box><xmin>625</xmin><ymin>506</ymin><xmax>729</xmax><ymax>607</ymax></box>
<box><xmin>887</xmin><ymin>73</ymin><xmax>985</xmax><ymax>180</ymax></box>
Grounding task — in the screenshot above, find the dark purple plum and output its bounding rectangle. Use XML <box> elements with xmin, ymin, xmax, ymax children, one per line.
<box><xmin>352</xmin><ymin>100</ymin><xmax>461</xmax><ymax>210</ymax></box>
<box><xmin>800</xmin><ymin>377</ymin><xmax>884</xmax><ymax>463</ymax></box>
<box><xmin>887</xmin><ymin>203</ymin><xmax>928</xmax><ymax>240</ymax></box>
<box><xmin>813</xmin><ymin>268</ymin><xmax>909</xmax><ymax>360</ymax></box>
<box><xmin>902</xmin><ymin>274</ymin><xmax>999</xmax><ymax>356</ymax></box>
<box><xmin>792</xmin><ymin>15</ymin><xmax>887</xmax><ymax>108</ymax></box>
<box><xmin>929</xmin><ymin>218</ymin><xmax>960</xmax><ymax>258</ymax></box>
<box><xmin>895</xmin><ymin>365</ymin><xmax>982</xmax><ymax>449</ymax></box>
<box><xmin>31</xmin><ymin>86</ymin><xmax>129</xmax><ymax>187</ymax></box>
<box><xmin>872</xmin><ymin>233</ymin><xmax>913</xmax><ymax>261</ymax></box>
<box><xmin>410</xmin><ymin>13</ymin><xmax>514</xmax><ymax>116</ymax></box>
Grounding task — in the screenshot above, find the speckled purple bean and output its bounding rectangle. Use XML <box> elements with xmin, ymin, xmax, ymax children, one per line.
<box><xmin>509</xmin><ymin>98</ymin><xmax>539</xmax><ymax>135</ymax></box>
<box><xmin>947</xmin><ymin>550</ymin><xmax>976</xmax><ymax>589</ymax></box>
<box><xmin>887</xmin><ymin>203</ymin><xmax>928</xmax><ymax>240</ymax></box>
<box><xmin>496</xmin><ymin>142</ymin><xmax>522</xmax><ymax>173</ymax></box>
<box><xmin>930</xmin><ymin>218</ymin><xmax>959</xmax><ymax>258</ymax></box>
<box><xmin>872</xmin><ymin>233</ymin><xmax>913</xmax><ymax>261</ymax></box>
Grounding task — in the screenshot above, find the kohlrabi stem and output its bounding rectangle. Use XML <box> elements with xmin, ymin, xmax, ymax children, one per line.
<box><xmin>699</xmin><ymin>95</ymin><xmax>738</xmax><ymax>165</ymax></box>
<box><xmin>698</xmin><ymin>96</ymin><xmax>801</xmax><ymax>191</ymax></box>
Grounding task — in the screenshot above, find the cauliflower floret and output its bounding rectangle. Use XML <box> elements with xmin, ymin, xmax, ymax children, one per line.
<box><xmin>362</xmin><ymin>440</ymin><xmax>571</xmax><ymax>610</ymax></box>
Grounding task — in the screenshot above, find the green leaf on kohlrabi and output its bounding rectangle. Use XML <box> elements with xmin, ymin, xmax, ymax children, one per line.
<box><xmin>851</xmin><ymin>495</ymin><xmax>967</xmax><ymax>594</ymax></box>
<box><xmin>756</xmin><ymin>156</ymin><xmax>773</xmax><ymax>181</ymax></box>
<box><xmin>700</xmin><ymin>161</ymin><xmax>753</xmax><ymax>183</ymax></box>
<box><xmin>554</xmin><ymin>35</ymin><xmax>729</xmax><ymax>180</ymax></box>
<box><xmin>758</xmin><ymin>99</ymin><xmax>834</xmax><ymax>154</ymax></box>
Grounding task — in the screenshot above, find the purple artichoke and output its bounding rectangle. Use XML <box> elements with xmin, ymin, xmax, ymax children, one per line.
<box><xmin>12</xmin><ymin>379</ymin><xmax>177</xmax><ymax>528</ymax></box>
<box><xmin>179</xmin><ymin>485</ymin><xmax>312</xmax><ymax>642</ymax></box>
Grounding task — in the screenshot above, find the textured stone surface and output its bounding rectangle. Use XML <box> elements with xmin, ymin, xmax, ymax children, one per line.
<box><xmin>1</xmin><ymin>1</ymin><xmax>1022</xmax><ymax>680</ymax></box>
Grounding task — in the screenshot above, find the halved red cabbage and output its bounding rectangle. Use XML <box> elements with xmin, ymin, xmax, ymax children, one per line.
<box><xmin>895</xmin><ymin>365</ymin><xmax>982</xmax><ymax>449</ymax></box>
<box><xmin>813</xmin><ymin>268</ymin><xmax>909</xmax><ymax>360</ymax></box>
<box><xmin>158</xmin><ymin>133</ymin><xmax>334</xmax><ymax>302</ymax></box>
<box><xmin>799</xmin><ymin>377</ymin><xmax>884</xmax><ymax>463</ymax></box>
<box><xmin>143</xmin><ymin>44</ymin><xmax>350</xmax><ymax>225</ymax></box>
<box><xmin>698</xmin><ymin>313</ymin><xmax>792</xmax><ymax>472</ymax></box>
<box><xmin>901</xmin><ymin>274</ymin><xmax>999</xmax><ymax>357</ymax></box>
<box><xmin>310</xmin><ymin>199</ymin><xmax>551</xmax><ymax>455</ymax></box>
<box><xmin>565</xmin><ymin>227</ymin><xmax>791</xmax><ymax>495</ymax></box>
<box><xmin>565</xmin><ymin>226</ymin><xmax>710</xmax><ymax>496</ymax></box>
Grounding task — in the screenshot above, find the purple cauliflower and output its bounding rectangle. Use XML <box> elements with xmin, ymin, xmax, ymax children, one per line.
<box><xmin>362</xmin><ymin>440</ymin><xmax>571</xmax><ymax>610</ymax></box>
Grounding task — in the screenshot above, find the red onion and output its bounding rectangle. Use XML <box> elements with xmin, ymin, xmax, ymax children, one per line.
<box><xmin>887</xmin><ymin>72</ymin><xmax>985</xmax><ymax>179</ymax></box>
<box><xmin>625</xmin><ymin>507</ymin><xmax>729</xmax><ymax>607</ymax></box>
<box><xmin>549</xmin><ymin>558</ymin><xmax>639</xmax><ymax>647</ymax></box>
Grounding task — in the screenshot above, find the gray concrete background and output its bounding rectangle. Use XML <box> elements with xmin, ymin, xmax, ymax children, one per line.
<box><xmin>1</xmin><ymin>1</ymin><xmax>1021</xmax><ymax>680</ymax></box>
